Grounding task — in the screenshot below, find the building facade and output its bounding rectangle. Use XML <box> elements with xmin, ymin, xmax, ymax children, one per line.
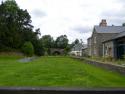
<box><xmin>103</xmin><ymin>31</ymin><xmax>125</xmax><ymax>59</ymax></box>
<box><xmin>88</xmin><ymin>19</ymin><xmax>125</xmax><ymax>58</ymax></box>
<box><xmin>70</xmin><ymin>43</ymin><xmax>83</xmax><ymax>56</ymax></box>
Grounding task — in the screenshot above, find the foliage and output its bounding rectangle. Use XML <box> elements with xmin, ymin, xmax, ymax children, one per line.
<box><xmin>74</xmin><ymin>39</ymin><xmax>80</xmax><ymax>44</ymax></box>
<box><xmin>122</xmin><ymin>54</ymin><xmax>125</xmax><ymax>60</ymax></box>
<box><xmin>104</xmin><ymin>56</ymin><xmax>113</xmax><ymax>62</ymax></box>
<box><xmin>41</xmin><ymin>35</ymin><xmax>54</xmax><ymax>48</ymax></box>
<box><xmin>21</xmin><ymin>41</ymin><xmax>34</xmax><ymax>56</ymax></box>
<box><xmin>122</xmin><ymin>23</ymin><xmax>125</xmax><ymax>26</ymax></box>
<box><xmin>55</xmin><ymin>35</ymin><xmax>69</xmax><ymax>49</ymax></box>
<box><xmin>33</xmin><ymin>40</ymin><xmax>44</xmax><ymax>56</ymax></box>
<box><xmin>70</xmin><ymin>39</ymin><xmax>80</xmax><ymax>49</ymax></box>
<box><xmin>40</xmin><ymin>35</ymin><xmax>71</xmax><ymax>55</ymax></box>
<box><xmin>0</xmin><ymin>0</ymin><xmax>21</xmax><ymax>49</ymax></box>
<box><xmin>0</xmin><ymin>0</ymin><xmax>41</xmax><ymax>55</ymax></box>
<box><xmin>40</xmin><ymin>35</ymin><xmax>54</xmax><ymax>55</ymax></box>
<box><xmin>0</xmin><ymin>0</ymin><xmax>74</xmax><ymax>56</ymax></box>
<box><xmin>64</xmin><ymin>45</ymin><xmax>71</xmax><ymax>55</ymax></box>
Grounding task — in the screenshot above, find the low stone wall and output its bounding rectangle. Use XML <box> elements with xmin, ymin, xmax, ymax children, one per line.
<box><xmin>72</xmin><ymin>56</ymin><xmax>125</xmax><ymax>75</ymax></box>
<box><xmin>0</xmin><ymin>87</ymin><xmax>125</xmax><ymax>94</ymax></box>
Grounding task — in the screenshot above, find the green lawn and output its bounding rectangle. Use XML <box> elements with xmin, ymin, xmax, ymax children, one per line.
<box><xmin>0</xmin><ymin>55</ymin><xmax>125</xmax><ymax>88</ymax></box>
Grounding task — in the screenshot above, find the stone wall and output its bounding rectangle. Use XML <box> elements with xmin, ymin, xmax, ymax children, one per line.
<box><xmin>0</xmin><ymin>87</ymin><xmax>125</xmax><ymax>94</ymax></box>
<box><xmin>72</xmin><ymin>56</ymin><xmax>125</xmax><ymax>75</ymax></box>
<box><xmin>90</xmin><ymin>28</ymin><xmax>118</xmax><ymax>57</ymax></box>
<box><xmin>103</xmin><ymin>40</ymin><xmax>114</xmax><ymax>57</ymax></box>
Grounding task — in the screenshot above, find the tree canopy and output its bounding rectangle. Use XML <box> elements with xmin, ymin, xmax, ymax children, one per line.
<box><xmin>0</xmin><ymin>0</ymin><xmax>42</xmax><ymax>55</ymax></box>
<box><xmin>0</xmin><ymin>0</ymin><xmax>74</xmax><ymax>56</ymax></box>
<box><xmin>55</xmin><ymin>35</ymin><xmax>69</xmax><ymax>49</ymax></box>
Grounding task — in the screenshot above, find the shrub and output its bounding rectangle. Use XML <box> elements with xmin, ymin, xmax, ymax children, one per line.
<box><xmin>32</xmin><ymin>40</ymin><xmax>44</xmax><ymax>56</ymax></box>
<box><xmin>123</xmin><ymin>54</ymin><xmax>125</xmax><ymax>60</ymax></box>
<box><xmin>104</xmin><ymin>56</ymin><xmax>113</xmax><ymax>62</ymax></box>
<box><xmin>21</xmin><ymin>41</ymin><xmax>34</xmax><ymax>57</ymax></box>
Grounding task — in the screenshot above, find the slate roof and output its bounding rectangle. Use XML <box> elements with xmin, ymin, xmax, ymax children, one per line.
<box><xmin>71</xmin><ymin>43</ymin><xmax>83</xmax><ymax>51</ymax></box>
<box><xmin>94</xmin><ymin>26</ymin><xmax>125</xmax><ymax>33</ymax></box>
<box><xmin>114</xmin><ymin>31</ymin><xmax>125</xmax><ymax>39</ymax></box>
<box><xmin>82</xmin><ymin>44</ymin><xmax>87</xmax><ymax>49</ymax></box>
<box><xmin>102</xmin><ymin>31</ymin><xmax>125</xmax><ymax>43</ymax></box>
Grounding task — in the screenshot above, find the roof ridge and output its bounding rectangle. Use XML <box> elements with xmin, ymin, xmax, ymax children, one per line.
<box><xmin>94</xmin><ymin>25</ymin><xmax>124</xmax><ymax>27</ymax></box>
<box><xmin>94</xmin><ymin>25</ymin><xmax>125</xmax><ymax>33</ymax></box>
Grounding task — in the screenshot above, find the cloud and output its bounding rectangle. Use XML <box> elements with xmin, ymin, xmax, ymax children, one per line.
<box><xmin>4</xmin><ymin>0</ymin><xmax>125</xmax><ymax>43</ymax></box>
<box><xmin>100</xmin><ymin>8</ymin><xmax>125</xmax><ymax>25</ymax></box>
<box><xmin>32</xmin><ymin>9</ymin><xmax>47</xmax><ymax>18</ymax></box>
<box><xmin>101</xmin><ymin>10</ymin><xmax>125</xmax><ymax>18</ymax></box>
<box><xmin>116</xmin><ymin>0</ymin><xmax>125</xmax><ymax>5</ymax></box>
<box><xmin>71</xmin><ymin>26</ymin><xmax>91</xmax><ymax>34</ymax></box>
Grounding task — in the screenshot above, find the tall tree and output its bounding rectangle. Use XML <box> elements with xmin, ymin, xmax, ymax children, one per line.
<box><xmin>55</xmin><ymin>35</ymin><xmax>69</xmax><ymax>49</ymax></box>
<box><xmin>40</xmin><ymin>35</ymin><xmax>54</xmax><ymax>55</ymax></box>
<box><xmin>0</xmin><ymin>0</ymin><xmax>41</xmax><ymax>54</ymax></box>
<box><xmin>0</xmin><ymin>0</ymin><xmax>21</xmax><ymax>48</ymax></box>
<box><xmin>74</xmin><ymin>39</ymin><xmax>80</xmax><ymax>44</ymax></box>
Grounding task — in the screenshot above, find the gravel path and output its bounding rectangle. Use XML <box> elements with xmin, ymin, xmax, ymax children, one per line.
<box><xmin>18</xmin><ymin>56</ymin><xmax>37</xmax><ymax>63</ymax></box>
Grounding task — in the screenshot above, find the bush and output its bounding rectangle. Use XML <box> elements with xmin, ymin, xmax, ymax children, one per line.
<box><xmin>21</xmin><ymin>41</ymin><xmax>34</xmax><ymax>57</ymax></box>
<box><xmin>32</xmin><ymin>40</ymin><xmax>44</xmax><ymax>56</ymax></box>
<box><xmin>123</xmin><ymin>54</ymin><xmax>125</xmax><ymax>60</ymax></box>
<box><xmin>104</xmin><ymin>56</ymin><xmax>113</xmax><ymax>62</ymax></box>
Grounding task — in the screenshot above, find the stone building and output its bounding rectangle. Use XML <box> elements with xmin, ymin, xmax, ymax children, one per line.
<box><xmin>70</xmin><ymin>43</ymin><xmax>83</xmax><ymax>56</ymax></box>
<box><xmin>87</xmin><ymin>19</ymin><xmax>125</xmax><ymax>58</ymax></box>
<box><xmin>87</xmin><ymin>37</ymin><xmax>92</xmax><ymax>56</ymax></box>
<box><xmin>103</xmin><ymin>31</ymin><xmax>125</xmax><ymax>59</ymax></box>
<box><xmin>82</xmin><ymin>44</ymin><xmax>88</xmax><ymax>57</ymax></box>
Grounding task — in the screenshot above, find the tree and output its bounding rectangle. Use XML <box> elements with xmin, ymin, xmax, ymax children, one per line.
<box><xmin>122</xmin><ymin>23</ymin><xmax>125</xmax><ymax>26</ymax></box>
<box><xmin>55</xmin><ymin>35</ymin><xmax>69</xmax><ymax>49</ymax></box>
<box><xmin>0</xmin><ymin>0</ymin><xmax>22</xmax><ymax>48</ymax></box>
<box><xmin>33</xmin><ymin>40</ymin><xmax>44</xmax><ymax>56</ymax></box>
<box><xmin>21</xmin><ymin>41</ymin><xmax>34</xmax><ymax>56</ymax></box>
<box><xmin>40</xmin><ymin>35</ymin><xmax>54</xmax><ymax>55</ymax></box>
<box><xmin>0</xmin><ymin>0</ymin><xmax>41</xmax><ymax>55</ymax></box>
<box><xmin>70</xmin><ymin>39</ymin><xmax>80</xmax><ymax>48</ymax></box>
<box><xmin>64</xmin><ymin>44</ymin><xmax>71</xmax><ymax>55</ymax></box>
<box><xmin>74</xmin><ymin>39</ymin><xmax>80</xmax><ymax>44</ymax></box>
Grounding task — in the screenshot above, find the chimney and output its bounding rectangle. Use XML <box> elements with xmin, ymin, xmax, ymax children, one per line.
<box><xmin>99</xmin><ymin>19</ymin><xmax>107</xmax><ymax>27</ymax></box>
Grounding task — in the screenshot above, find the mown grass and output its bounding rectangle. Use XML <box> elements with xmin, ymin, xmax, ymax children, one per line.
<box><xmin>0</xmin><ymin>56</ymin><xmax>125</xmax><ymax>88</ymax></box>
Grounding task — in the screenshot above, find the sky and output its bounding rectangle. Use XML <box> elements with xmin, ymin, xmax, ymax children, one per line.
<box><xmin>1</xmin><ymin>0</ymin><xmax>125</xmax><ymax>43</ymax></box>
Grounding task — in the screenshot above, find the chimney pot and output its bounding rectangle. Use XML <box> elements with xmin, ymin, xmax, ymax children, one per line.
<box><xmin>99</xmin><ymin>19</ymin><xmax>107</xmax><ymax>27</ymax></box>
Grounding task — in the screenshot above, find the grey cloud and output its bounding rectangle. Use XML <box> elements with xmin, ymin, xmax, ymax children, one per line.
<box><xmin>108</xmin><ymin>18</ymin><xmax>125</xmax><ymax>25</ymax></box>
<box><xmin>99</xmin><ymin>16</ymin><xmax>125</xmax><ymax>25</ymax></box>
<box><xmin>116</xmin><ymin>0</ymin><xmax>125</xmax><ymax>4</ymax></box>
<box><xmin>71</xmin><ymin>26</ymin><xmax>91</xmax><ymax>34</ymax></box>
<box><xmin>100</xmin><ymin>0</ymin><xmax>125</xmax><ymax>20</ymax></box>
<box><xmin>32</xmin><ymin>9</ymin><xmax>47</xmax><ymax>18</ymax></box>
<box><xmin>100</xmin><ymin>8</ymin><xmax>125</xmax><ymax>25</ymax></box>
<box><xmin>101</xmin><ymin>8</ymin><xmax>125</xmax><ymax>18</ymax></box>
